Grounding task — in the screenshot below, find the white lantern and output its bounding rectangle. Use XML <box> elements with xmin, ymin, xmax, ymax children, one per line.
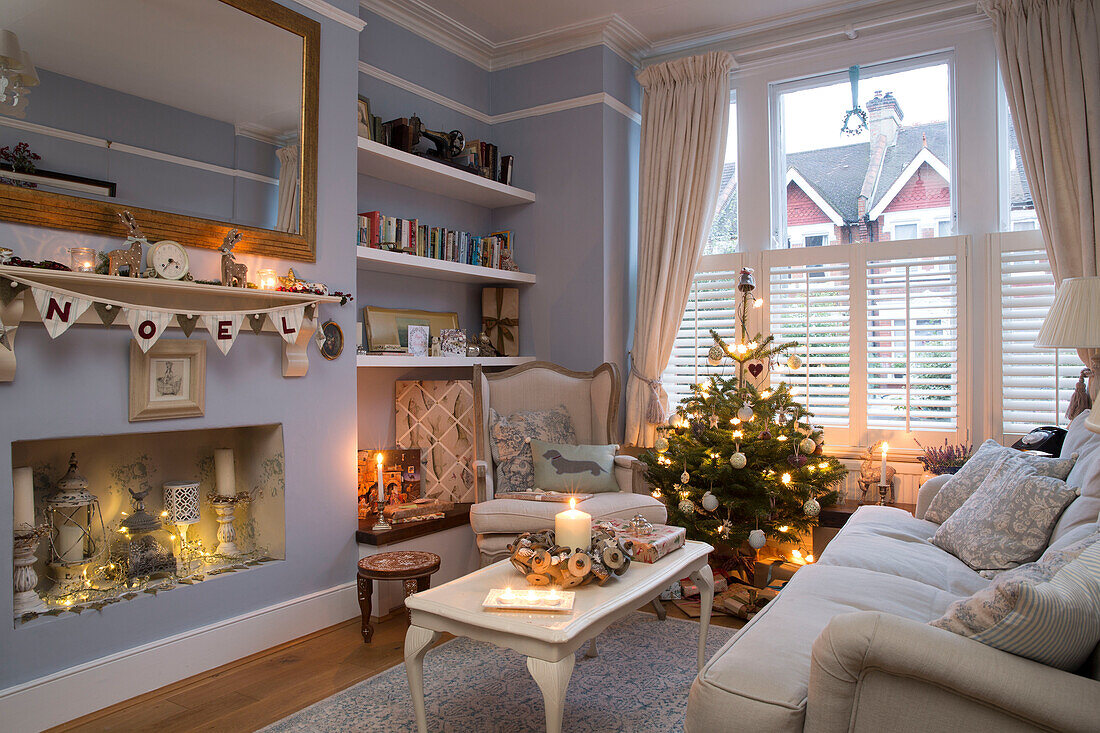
<box><xmin>45</xmin><ymin>454</ymin><xmax>107</xmax><ymax>591</ymax></box>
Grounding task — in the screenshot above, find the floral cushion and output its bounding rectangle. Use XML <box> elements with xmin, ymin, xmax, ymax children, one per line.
<box><xmin>489</xmin><ymin>406</ymin><xmax>577</xmax><ymax>494</ymax></box>
<box><xmin>930</xmin><ymin>541</ymin><xmax>1100</xmax><ymax>670</ymax></box>
<box><xmin>931</xmin><ymin>452</ymin><xmax>1079</xmax><ymax>571</ymax></box>
<box><xmin>924</xmin><ymin>439</ymin><xmax>1078</xmax><ymax>524</ymax></box>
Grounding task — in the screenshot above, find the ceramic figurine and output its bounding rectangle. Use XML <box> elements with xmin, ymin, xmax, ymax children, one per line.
<box><xmin>857</xmin><ymin>440</ymin><xmax>895</xmax><ymax>503</ymax></box>
<box><xmin>219</xmin><ymin>229</ymin><xmax>247</xmax><ymax>288</ymax></box>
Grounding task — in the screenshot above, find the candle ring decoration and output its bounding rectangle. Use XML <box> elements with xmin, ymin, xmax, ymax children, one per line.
<box><xmin>507</xmin><ymin>526</ymin><xmax>634</xmax><ymax>589</ymax></box>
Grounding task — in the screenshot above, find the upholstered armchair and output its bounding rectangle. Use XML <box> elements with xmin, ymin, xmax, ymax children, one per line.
<box><xmin>469</xmin><ymin>361</ymin><xmax>668</xmax><ymax>565</ymax></box>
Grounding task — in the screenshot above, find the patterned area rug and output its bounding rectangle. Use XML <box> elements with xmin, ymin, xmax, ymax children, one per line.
<box><xmin>262</xmin><ymin>612</ymin><xmax>734</xmax><ymax>733</ymax></box>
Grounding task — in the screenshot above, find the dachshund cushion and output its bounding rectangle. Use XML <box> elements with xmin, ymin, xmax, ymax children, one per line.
<box><xmin>531</xmin><ymin>439</ymin><xmax>619</xmax><ymax>493</ymax></box>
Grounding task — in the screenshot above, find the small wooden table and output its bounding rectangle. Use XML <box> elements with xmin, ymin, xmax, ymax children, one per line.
<box><xmin>357</xmin><ymin>550</ymin><xmax>441</xmax><ymax>643</ymax></box>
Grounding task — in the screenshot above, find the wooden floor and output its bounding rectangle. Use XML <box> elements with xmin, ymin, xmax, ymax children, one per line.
<box><xmin>50</xmin><ymin>601</ymin><xmax>743</xmax><ymax>733</ymax></box>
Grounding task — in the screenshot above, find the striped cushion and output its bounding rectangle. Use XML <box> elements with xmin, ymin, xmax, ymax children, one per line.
<box><xmin>933</xmin><ymin>543</ymin><xmax>1100</xmax><ymax>670</ymax></box>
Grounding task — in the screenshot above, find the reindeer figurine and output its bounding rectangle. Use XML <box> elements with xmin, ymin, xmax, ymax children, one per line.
<box><xmin>220</xmin><ymin>229</ymin><xmax>247</xmax><ymax>288</ymax></box>
<box><xmin>107</xmin><ymin>211</ymin><xmax>146</xmax><ymax>277</ymax></box>
<box><xmin>857</xmin><ymin>440</ymin><xmax>896</xmax><ymax>503</ymax></box>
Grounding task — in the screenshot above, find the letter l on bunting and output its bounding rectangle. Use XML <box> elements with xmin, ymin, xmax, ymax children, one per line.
<box><xmin>31</xmin><ymin>288</ymin><xmax>92</xmax><ymax>338</ymax></box>
<box><xmin>272</xmin><ymin>305</ymin><xmax>305</xmax><ymax>345</ymax></box>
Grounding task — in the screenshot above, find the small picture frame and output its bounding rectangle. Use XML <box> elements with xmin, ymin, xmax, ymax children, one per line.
<box><xmin>317</xmin><ymin>320</ymin><xmax>344</xmax><ymax>360</ymax></box>
<box><xmin>407</xmin><ymin>324</ymin><xmax>429</xmax><ymax>357</ymax></box>
<box><xmin>129</xmin><ymin>340</ymin><xmax>206</xmax><ymax>422</ymax></box>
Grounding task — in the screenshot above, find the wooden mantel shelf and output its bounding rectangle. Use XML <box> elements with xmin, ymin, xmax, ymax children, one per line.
<box><xmin>356</xmin><ymin>504</ymin><xmax>472</xmax><ymax>546</ymax></box>
<box><xmin>0</xmin><ymin>265</ymin><xmax>344</xmax><ymax>381</ymax></box>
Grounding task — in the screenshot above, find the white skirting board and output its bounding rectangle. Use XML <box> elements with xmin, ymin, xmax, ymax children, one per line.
<box><xmin>0</xmin><ymin>581</ymin><xmax>358</xmax><ymax>732</ymax></box>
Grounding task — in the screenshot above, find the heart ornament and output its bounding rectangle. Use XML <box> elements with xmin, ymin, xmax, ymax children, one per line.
<box><xmin>747</xmin><ymin>361</ymin><xmax>764</xmax><ymax>378</ymax></box>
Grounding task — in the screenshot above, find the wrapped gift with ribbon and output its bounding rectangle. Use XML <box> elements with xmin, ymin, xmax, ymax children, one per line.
<box><xmin>481</xmin><ymin>287</ymin><xmax>519</xmax><ymax>357</ymax></box>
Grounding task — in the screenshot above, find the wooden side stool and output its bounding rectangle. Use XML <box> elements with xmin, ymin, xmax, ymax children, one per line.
<box><xmin>356</xmin><ymin>550</ymin><xmax>441</xmax><ymax>643</ymax></box>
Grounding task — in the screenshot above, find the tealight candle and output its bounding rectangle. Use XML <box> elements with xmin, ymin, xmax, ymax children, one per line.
<box><xmin>554</xmin><ymin>498</ymin><xmax>591</xmax><ymax>551</ymax></box>
<box><xmin>257</xmin><ymin>268</ymin><xmax>278</xmax><ymax>290</ymax></box>
<box><xmin>501</xmin><ymin>587</ymin><xmax>514</xmax><ymax>603</ymax></box>
<box><xmin>527</xmin><ymin>589</ymin><xmax>537</xmax><ymax>603</ymax></box>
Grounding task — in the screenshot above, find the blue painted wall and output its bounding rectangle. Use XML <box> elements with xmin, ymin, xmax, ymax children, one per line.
<box><xmin>0</xmin><ymin>1</ymin><xmax>359</xmax><ymax>689</ymax></box>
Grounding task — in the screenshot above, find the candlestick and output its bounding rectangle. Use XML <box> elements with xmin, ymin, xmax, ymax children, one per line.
<box><xmin>554</xmin><ymin>498</ymin><xmax>591</xmax><ymax>551</ymax></box>
<box><xmin>214</xmin><ymin>449</ymin><xmax>236</xmax><ymax>498</ymax></box>
<box><xmin>211</xmin><ymin>497</ymin><xmax>244</xmax><ymax>557</ymax></box>
<box><xmin>13</xmin><ymin>528</ymin><xmax>47</xmax><ymax>616</ymax></box>
<box><xmin>13</xmin><ymin>466</ymin><xmax>34</xmax><ymax>532</ymax></box>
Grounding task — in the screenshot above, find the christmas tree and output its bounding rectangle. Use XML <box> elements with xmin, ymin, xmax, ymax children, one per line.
<box><xmin>640</xmin><ymin>267</ymin><xmax>846</xmax><ymax>564</ymax></box>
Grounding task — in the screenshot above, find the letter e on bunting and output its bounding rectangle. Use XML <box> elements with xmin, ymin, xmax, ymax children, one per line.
<box><xmin>125</xmin><ymin>309</ymin><xmax>173</xmax><ymax>352</ymax></box>
<box><xmin>203</xmin><ymin>313</ymin><xmax>243</xmax><ymax>355</ymax></box>
<box><xmin>273</xmin><ymin>305</ymin><xmax>305</xmax><ymax>345</ymax></box>
<box><xmin>32</xmin><ymin>288</ymin><xmax>92</xmax><ymax>338</ymax></box>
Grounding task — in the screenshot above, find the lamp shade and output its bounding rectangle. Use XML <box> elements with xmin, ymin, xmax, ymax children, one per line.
<box><xmin>18</xmin><ymin>51</ymin><xmax>37</xmax><ymax>86</ymax></box>
<box><xmin>0</xmin><ymin>30</ymin><xmax>24</xmax><ymax>68</ymax></box>
<box><xmin>1034</xmin><ymin>277</ymin><xmax>1100</xmax><ymax>348</ymax></box>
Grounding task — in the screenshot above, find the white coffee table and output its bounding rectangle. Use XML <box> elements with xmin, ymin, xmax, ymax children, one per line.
<box><xmin>403</xmin><ymin>540</ymin><xmax>714</xmax><ymax>733</ymax></box>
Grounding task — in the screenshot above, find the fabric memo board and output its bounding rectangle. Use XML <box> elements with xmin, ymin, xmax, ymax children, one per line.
<box><xmin>395</xmin><ymin>380</ymin><xmax>476</xmax><ymax>503</ymax></box>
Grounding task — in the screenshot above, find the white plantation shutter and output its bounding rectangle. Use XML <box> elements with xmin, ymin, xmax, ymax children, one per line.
<box><xmin>998</xmin><ymin>243</ymin><xmax>1079</xmax><ymax>435</ymax></box>
<box><xmin>661</xmin><ymin>270</ymin><xmax>741</xmax><ymax>410</ymax></box>
<box><xmin>768</xmin><ymin>261</ymin><xmax>850</xmax><ymax>426</ymax></box>
<box><xmin>866</xmin><ymin>254</ymin><xmax>958</xmax><ymax>431</ymax></box>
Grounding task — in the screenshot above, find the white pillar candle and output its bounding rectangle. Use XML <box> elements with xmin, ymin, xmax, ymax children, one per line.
<box><xmin>13</xmin><ymin>466</ymin><xmax>34</xmax><ymax>531</ymax></box>
<box><xmin>880</xmin><ymin>442</ymin><xmax>889</xmax><ymax>484</ymax></box>
<box><xmin>555</xmin><ymin>498</ymin><xmax>591</xmax><ymax>551</ymax></box>
<box><xmin>375</xmin><ymin>452</ymin><xmax>384</xmax><ymax>502</ymax></box>
<box><xmin>214</xmin><ymin>449</ymin><xmax>236</xmax><ymax>498</ymax></box>
<box><xmin>57</xmin><ymin>524</ymin><xmax>84</xmax><ymax>563</ymax></box>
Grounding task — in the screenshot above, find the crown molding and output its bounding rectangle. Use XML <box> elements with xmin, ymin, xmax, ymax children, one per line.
<box><xmin>358</xmin><ymin>61</ymin><xmax>640</xmax><ymax>125</ymax></box>
<box><xmin>290</xmin><ymin>0</ymin><xmax>367</xmax><ymax>31</ymax></box>
<box><xmin>359</xmin><ymin>0</ymin><xmax>649</xmax><ymax>70</ymax></box>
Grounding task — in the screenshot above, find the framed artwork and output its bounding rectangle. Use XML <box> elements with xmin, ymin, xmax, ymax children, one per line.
<box><xmin>129</xmin><ymin>340</ymin><xmax>206</xmax><ymax>422</ymax></box>
<box><xmin>357</xmin><ymin>95</ymin><xmax>372</xmax><ymax>140</ymax></box>
<box><xmin>364</xmin><ymin>306</ymin><xmax>458</xmax><ymax>352</ymax></box>
<box><xmin>316</xmin><ymin>319</ymin><xmax>343</xmax><ymax>360</ymax></box>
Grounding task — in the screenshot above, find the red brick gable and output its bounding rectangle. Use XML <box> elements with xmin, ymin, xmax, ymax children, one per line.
<box><xmin>882</xmin><ymin>162</ymin><xmax>950</xmax><ymax>213</ymax></box>
<box><xmin>786</xmin><ymin>181</ymin><xmax>833</xmax><ymax>226</ymax></box>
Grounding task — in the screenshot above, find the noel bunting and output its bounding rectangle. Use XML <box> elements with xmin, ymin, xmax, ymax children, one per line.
<box><xmin>0</xmin><ymin>267</ymin><xmax>331</xmax><ymax>356</ymax></box>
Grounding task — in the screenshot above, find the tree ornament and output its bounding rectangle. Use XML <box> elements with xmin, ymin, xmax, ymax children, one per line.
<box><xmin>678</xmin><ymin>498</ymin><xmax>695</xmax><ymax>514</ymax></box>
<box><xmin>759</xmin><ymin>428</ymin><xmax>773</xmax><ymax>440</ymax></box>
<box><xmin>737</xmin><ymin>267</ymin><xmax>756</xmax><ymax>293</ymax></box>
<box><xmin>737</xmin><ymin>404</ymin><xmax>754</xmax><ymax>422</ymax></box>
<box><xmin>730</xmin><ymin>451</ymin><xmax>747</xmax><ymax>469</ymax></box>
<box><xmin>680</xmin><ymin>468</ymin><xmax>690</xmax><ymax>484</ymax></box>
<box><xmin>701</xmin><ymin>491</ymin><xmax>719</xmax><ymax>512</ymax></box>
<box><xmin>718</xmin><ymin>521</ymin><xmax>732</xmax><ymax>538</ymax></box>
<box><xmin>788</xmin><ymin>453</ymin><xmax>808</xmax><ymax>467</ymax></box>
<box><xmin>813</xmin><ymin>442</ymin><xmax>824</xmax><ymax>456</ymax></box>
<box><xmin>709</xmin><ymin>413</ymin><xmax>720</xmax><ymax>428</ymax></box>
<box><xmin>691</xmin><ymin>420</ymin><xmax>706</xmax><ymax>438</ymax></box>
<box><xmin>803</xmin><ymin>498</ymin><xmax>821</xmax><ymax>517</ymax></box>
<box><xmin>748</xmin><ymin>529</ymin><xmax>766</xmax><ymax>549</ymax></box>
<box><xmin>787</xmin><ymin>354</ymin><xmax>802</xmax><ymax>370</ymax></box>
<box><xmin>707</xmin><ymin>344</ymin><xmax>724</xmax><ymax>366</ymax></box>
<box><xmin>799</xmin><ymin>437</ymin><xmax>817</xmax><ymax>454</ymax></box>
<box><xmin>747</xmin><ymin>361</ymin><xmax>764</xmax><ymax>378</ymax></box>
<box><xmin>655</xmin><ymin>436</ymin><xmax>669</xmax><ymax>453</ymax></box>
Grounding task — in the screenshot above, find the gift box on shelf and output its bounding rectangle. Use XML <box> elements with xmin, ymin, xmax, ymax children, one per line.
<box><xmin>482</xmin><ymin>287</ymin><xmax>519</xmax><ymax>356</ymax></box>
<box><xmin>658</xmin><ymin>581</ymin><xmax>682</xmax><ymax>601</ymax></box>
<box><xmin>596</xmin><ymin>519</ymin><xmax>686</xmax><ymax>563</ymax></box>
<box><xmin>383</xmin><ymin>498</ymin><xmax>453</xmax><ymax>522</ymax></box>
<box><xmin>720</xmin><ymin>582</ymin><xmax>779</xmax><ymax>621</ymax></box>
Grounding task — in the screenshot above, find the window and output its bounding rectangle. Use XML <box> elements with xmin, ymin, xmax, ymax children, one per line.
<box><xmin>1000</xmin><ymin>89</ymin><xmax>1040</xmax><ymax>233</ymax></box>
<box><xmin>773</xmin><ymin>56</ymin><xmax>953</xmax><ymax>249</ymax></box>
<box><xmin>704</xmin><ymin>96</ymin><xmax>738</xmax><ymax>255</ymax></box>
<box><xmin>993</xmin><ymin>233</ymin><xmax>1079</xmax><ymax>437</ymax></box>
<box><xmin>805</xmin><ymin>234</ymin><xmax>827</xmax><ymax>247</ymax></box>
<box><xmin>936</xmin><ymin>219</ymin><xmax>952</xmax><ymax>237</ymax></box>
<box><xmin>661</xmin><ymin>270</ymin><xmax>741</xmax><ymax>408</ymax></box>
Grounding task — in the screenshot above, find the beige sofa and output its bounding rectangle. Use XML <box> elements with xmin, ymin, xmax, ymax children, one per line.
<box><xmin>687</xmin><ymin>412</ymin><xmax>1100</xmax><ymax>733</ymax></box>
<box><xmin>468</xmin><ymin>362</ymin><xmax>667</xmax><ymax>565</ymax></box>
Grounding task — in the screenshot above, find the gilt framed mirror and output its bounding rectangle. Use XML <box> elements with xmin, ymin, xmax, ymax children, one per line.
<box><xmin>0</xmin><ymin>0</ymin><xmax>319</xmax><ymax>261</ymax></box>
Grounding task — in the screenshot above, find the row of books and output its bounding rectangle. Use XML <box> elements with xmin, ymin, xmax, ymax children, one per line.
<box><xmin>358</xmin><ymin>211</ymin><xmax>513</xmax><ymax>269</ymax></box>
<box><xmin>453</xmin><ymin>141</ymin><xmax>513</xmax><ymax>186</ymax></box>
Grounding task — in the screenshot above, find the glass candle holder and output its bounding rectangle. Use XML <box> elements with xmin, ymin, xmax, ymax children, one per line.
<box><xmin>257</xmin><ymin>268</ymin><xmax>277</xmax><ymax>290</ymax></box>
<box><xmin>69</xmin><ymin>247</ymin><xmax>97</xmax><ymax>273</ymax></box>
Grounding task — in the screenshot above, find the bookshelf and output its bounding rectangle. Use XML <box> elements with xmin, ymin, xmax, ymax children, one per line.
<box><xmin>357</xmin><ymin>137</ymin><xmax>536</xmax><ymax>208</ymax></box>
<box><xmin>357</xmin><ymin>354</ymin><xmax>534</xmax><ymax>368</ymax></box>
<box><xmin>355</xmin><ymin>246</ymin><xmax>536</xmax><ymax>285</ymax></box>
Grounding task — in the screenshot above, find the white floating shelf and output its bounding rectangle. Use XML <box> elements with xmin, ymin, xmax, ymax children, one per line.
<box><xmin>357</xmin><ymin>354</ymin><xmax>534</xmax><ymax>368</ymax></box>
<box><xmin>356</xmin><ymin>246</ymin><xmax>536</xmax><ymax>285</ymax></box>
<box><xmin>357</xmin><ymin>137</ymin><xmax>535</xmax><ymax>208</ymax></box>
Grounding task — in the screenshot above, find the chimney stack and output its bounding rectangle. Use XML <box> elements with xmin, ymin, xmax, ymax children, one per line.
<box><xmin>866</xmin><ymin>90</ymin><xmax>903</xmax><ymax>147</ymax></box>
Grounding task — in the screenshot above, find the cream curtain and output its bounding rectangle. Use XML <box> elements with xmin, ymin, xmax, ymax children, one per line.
<box><xmin>625</xmin><ymin>51</ymin><xmax>735</xmax><ymax>447</ymax></box>
<box><xmin>983</xmin><ymin>0</ymin><xmax>1100</xmax><ymax>387</ymax></box>
<box><xmin>275</xmin><ymin>144</ymin><xmax>300</xmax><ymax>233</ymax></box>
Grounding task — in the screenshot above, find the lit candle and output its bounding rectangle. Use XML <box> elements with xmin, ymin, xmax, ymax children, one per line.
<box><xmin>526</xmin><ymin>588</ymin><xmax>537</xmax><ymax>603</ymax></box>
<box><xmin>554</xmin><ymin>498</ymin><xmax>591</xmax><ymax>551</ymax></box>
<box><xmin>13</xmin><ymin>466</ymin><xmax>34</xmax><ymax>531</ymax></box>
<box><xmin>880</xmin><ymin>442</ymin><xmax>889</xmax><ymax>484</ymax></box>
<box><xmin>257</xmin><ymin>268</ymin><xmax>277</xmax><ymax>290</ymax></box>
<box><xmin>501</xmin><ymin>587</ymin><xmax>514</xmax><ymax>602</ymax></box>
<box><xmin>214</xmin><ymin>449</ymin><xmax>236</xmax><ymax>497</ymax></box>
<box><xmin>375</xmin><ymin>452</ymin><xmax>384</xmax><ymax>503</ymax></box>
<box><xmin>58</xmin><ymin>524</ymin><xmax>84</xmax><ymax>563</ymax></box>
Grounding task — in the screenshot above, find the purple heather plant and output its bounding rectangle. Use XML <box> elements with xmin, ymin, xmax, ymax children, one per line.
<box><xmin>915</xmin><ymin>435</ymin><xmax>974</xmax><ymax>475</ymax></box>
<box><xmin>0</xmin><ymin>142</ymin><xmax>41</xmax><ymax>189</ymax></box>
